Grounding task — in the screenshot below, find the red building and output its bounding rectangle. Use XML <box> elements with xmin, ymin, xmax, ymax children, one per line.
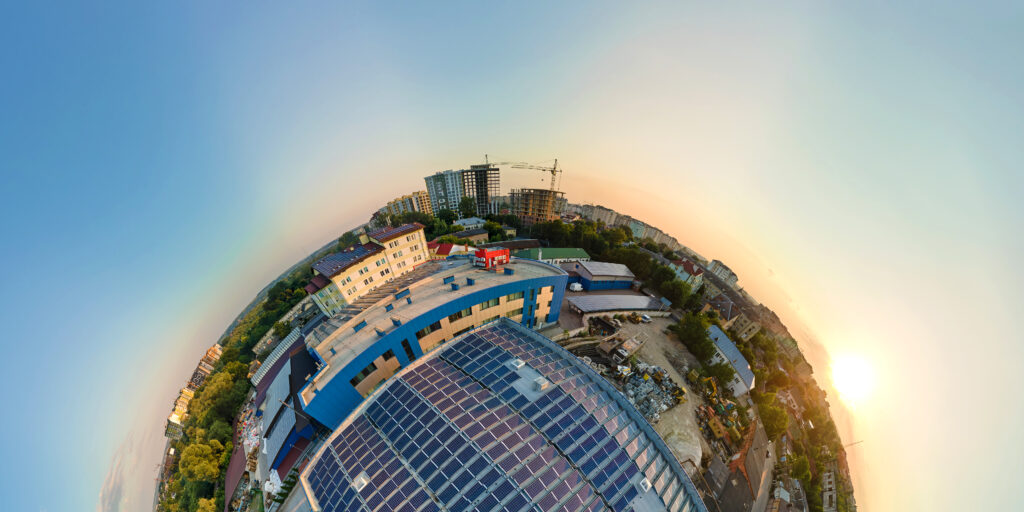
<box><xmin>473</xmin><ymin>247</ymin><xmax>510</xmax><ymax>269</ymax></box>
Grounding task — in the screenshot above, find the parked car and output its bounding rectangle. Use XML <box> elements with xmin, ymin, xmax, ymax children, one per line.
<box><xmin>569</xmin><ymin>283</ymin><xmax>583</xmax><ymax>292</ymax></box>
<box><xmin>640</xmin><ymin>314</ymin><xmax>652</xmax><ymax>323</ymax></box>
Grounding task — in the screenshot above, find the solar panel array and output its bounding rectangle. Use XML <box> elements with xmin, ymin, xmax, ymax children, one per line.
<box><xmin>304</xmin><ymin>321</ymin><xmax>706</xmax><ymax>512</ymax></box>
<box><xmin>312</xmin><ymin>244</ymin><xmax>384</xmax><ymax>277</ymax></box>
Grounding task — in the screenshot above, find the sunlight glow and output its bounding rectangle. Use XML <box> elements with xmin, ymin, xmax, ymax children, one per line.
<box><xmin>830</xmin><ymin>354</ymin><xmax>876</xmax><ymax>408</ymax></box>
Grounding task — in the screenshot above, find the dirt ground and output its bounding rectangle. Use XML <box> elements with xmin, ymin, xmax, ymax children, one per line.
<box><xmin>616</xmin><ymin>317</ymin><xmax>711</xmax><ymax>476</ymax></box>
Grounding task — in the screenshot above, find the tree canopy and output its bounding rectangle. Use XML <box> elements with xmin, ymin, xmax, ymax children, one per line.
<box><xmin>458</xmin><ymin>196</ymin><xmax>476</xmax><ymax>219</ymax></box>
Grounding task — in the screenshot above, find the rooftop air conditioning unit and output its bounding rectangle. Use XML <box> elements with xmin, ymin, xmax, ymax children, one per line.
<box><xmin>533</xmin><ymin>377</ymin><xmax>550</xmax><ymax>392</ymax></box>
<box><xmin>509</xmin><ymin>358</ymin><xmax>525</xmax><ymax>370</ymax></box>
<box><xmin>639</xmin><ymin>477</ymin><xmax>652</xmax><ymax>492</ymax></box>
<box><xmin>352</xmin><ymin>471</ymin><xmax>370</xmax><ymax>492</ymax></box>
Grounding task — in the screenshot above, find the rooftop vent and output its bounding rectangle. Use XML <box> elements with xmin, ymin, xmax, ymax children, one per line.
<box><xmin>352</xmin><ymin>471</ymin><xmax>370</xmax><ymax>492</ymax></box>
<box><xmin>509</xmin><ymin>358</ymin><xmax>525</xmax><ymax>370</ymax></box>
<box><xmin>374</xmin><ymin>327</ymin><xmax>386</xmax><ymax>338</ymax></box>
<box><xmin>533</xmin><ymin>377</ymin><xmax>549</xmax><ymax>392</ymax></box>
<box><xmin>466</xmin><ymin>277</ymin><xmax>475</xmax><ymax>286</ymax></box>
<box><xmin>639</xmin><ymin>477</ymin><xmax>651</xmax><ymax>492</ymax></box>
<box><xmin>451</xmin><ymin>283</ymin><xmax>460</xmax><ymax>291</ymax></box>
<box><xmin>503</xmin><ymin>268</ymin><xmax>515</xmax><ymax>275</ymax></box>
<box><xmin>391</xmin><ymin>317</ymin><xmax>401</xmax><ymax>327</ymax></box>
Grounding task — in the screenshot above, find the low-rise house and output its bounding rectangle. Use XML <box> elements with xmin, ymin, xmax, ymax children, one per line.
<box><xmin>707</xmin><ymin>325</ymin><xmax>755</xmax><ymax>397</ymax></box>
<box><xmin>452</xmin><ymin>228</ymin><xmax>489</xmax><ymax>243</ymax></box>
<box><xmin>702</xmin><ymin>294</ymin><xmax>761</xmax><ymax>340</ymax></box>
<box><xmin>670</xmin><ymin>258</ymin><xmax>704</xmax><ymax>290</ymax></box>
<box><xmin>426</xmin><ymin>242</ymin><xmax>472</xmax><ymax>260</ymax></box>
<box><xmin>453</xmin><ymin>216</ymin><xmax>486</xmax><ymax>230</ymax></box>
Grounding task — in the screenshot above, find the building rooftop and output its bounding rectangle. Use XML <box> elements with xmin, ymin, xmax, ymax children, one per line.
<box><xmin>569</xmin><ymin>260</ymin><xmax>636</xmax><ymax>279</ymax></box>
<box><xmin>514</xmin><ymin>247</ymin><xmax>590</xmax><ymax>261</ymax></box>
<box><xmin>706</xmin><ymin>294</ymin><xmax>740</xmax><ymax>322</ymax></box>
<box><xmin>454</xmin><ymin>228</ymin><xmax>488</xmax><ymax>238</ymax></box>
<box><xmin>251</xmin><ymin>328</ymin><xmax>303</xmax><ymax>388</ymax></box>
<box><xmin>568</xmin><ymin>294</ymin><xmax>664</xmax><ymax>314</ymax></box>
<box><xmin>672</xmin><ymin>259</ymin><xmax>704</xmax><ymax>276</ymax></box>
<box><xmin>300</xmin><ymin>258</ymin><xmax>567</xmax><ymax>405</ymax></box>
<box><xmin>368</xmin><ymin>222</ymin><xmax>425</xmax><ymax>243</ymax></box>
<box><xmin>304</xmin><ymin>274</ymin><xmax>330</xmax><ymax>295</ymax></box>
<box><xmin>707</xmin><ymin>325</ymin><xmax>755</xmax><ymax>389</ymax></box>
<box><xmin>481</xmin><ymin>239</ymin><xmax>541</xmax><ymax>250</ymax></box>
<box><xmin>311</xmin><ymin>243</ymin><xmax>385</xmax><ymax>278</ymax></box>
<box><xmin>299</xmin><ymin>319</ymin><xmax>708</xmax><ymax>512</ymax></box>
<box><xmin>454</xmin><ymin>217</ymin><xmax>486</xmax><ymax>227</ymax></box>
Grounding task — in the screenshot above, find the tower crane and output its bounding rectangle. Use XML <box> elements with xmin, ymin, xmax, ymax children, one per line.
<box><xmin>482</xmin><ymin>155</ymin><xmax>562</xmax><ymax>192</ymax></box>
<box><xmin>482</xmin><ymin>155</ymin><xmax>564</xmax><ymax>220</ymax></box>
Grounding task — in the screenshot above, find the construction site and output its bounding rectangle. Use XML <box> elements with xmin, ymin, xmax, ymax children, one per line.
<box><xmin>551</xmin><ymin>314</ymin><xmax>767</xmax><ymax>507</ymax></box>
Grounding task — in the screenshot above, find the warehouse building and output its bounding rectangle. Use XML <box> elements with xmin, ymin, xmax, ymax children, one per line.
<box><xmin>561</xmin><ymin>260</ymin><xmax>636</xmax><ymax>291</ymax></box>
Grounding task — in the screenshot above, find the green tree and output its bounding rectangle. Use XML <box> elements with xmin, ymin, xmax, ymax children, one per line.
<box><xmin>791</xmin><ymin>454</ymin><xmax>811</xmax><ymax>483</ymax></box>
<box><xmin>272</xmin><ymin>321</ymin><xmax>291</xmax><ymax>339</ymax></box>
<box><xmin>669</xmin><ymin>313</ymin><xmax>716</xmax><ymax>361</ymax></box>
<box><xmin>600</xmin><ymin>227</ymin><xmax>626</xmax><ymax>247</ymax></box>
<box><xmin>437</xmin><ymin>209</ymin><xmax>457</xmax><ymax>225</ymax></box>
<box><xmin>458</xmin><ymin>196</ymin><xmax>476</xmax><ymax>218</ymax></box>
<box><xmin>197</xmin><ymin>498</ymin><xmax>217</xmax><ymax>512</ymax></box>
<box><xmin>483</xmin><ymin>221</ymin><xmax>504</xmax><ymax>241</ymax></box>
<box><xmin>337</xmin><ymin>231</ymin><xmax>359</xmax><ymax>249</ymax></box>
<box><xmin>706</xmin><ymin>362</ymin><xmax>736</xmax><ymax>387</ymax></box>
<box><xmin>759</xmin><ymin>400</ymin><xmax>790</xmax><ymax>440</ymax></box>
<box><xmin>658</xmin><ymin>279</ymin><xmax>691</xmax><ymax>308</ymax></box>
<box><xmin>179</xmin><ymin>444</ymin><xmax>220</xmax><ymax>482</ymax></box>
<box><xmin>208</xmin><ymin>419</ymin><xmax>233</xmax><ymax>445</ymax></box>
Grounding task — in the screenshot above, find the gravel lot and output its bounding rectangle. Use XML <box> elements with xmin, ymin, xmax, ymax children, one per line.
<box><xmin>616</xmin><ymin>317</ymin><xmax>711</xmax><ymax>475</ymax></box>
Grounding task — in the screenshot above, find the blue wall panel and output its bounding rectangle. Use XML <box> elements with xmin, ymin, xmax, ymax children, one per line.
<box><xmin>581</xmin><ymin>278</ymin><xmax>633</xmax><ymax>291</ymax></box>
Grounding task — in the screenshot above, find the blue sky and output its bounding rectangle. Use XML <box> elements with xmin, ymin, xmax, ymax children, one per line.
<box><xmin>0</xmin><ymin>2</ymin><xmax>1022</xmax><ymax>511</ymax></box>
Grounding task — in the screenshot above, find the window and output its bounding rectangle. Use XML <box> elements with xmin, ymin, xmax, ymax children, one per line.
<box><xmin>482</xmin><ymin>315</ymin><xmax>500</xmax><ymax>324</ymax></box>
<box><xmin>547</xmin><ymin>300</ymin><xmax>552</xmax><ymax>309</ymax></box>
<box><xmin>454</xmin><ymin>325</ymin><xmax>474</xmax><ymax>337</ymax></box>
<box><xmin>505</xmin><ymin>308</ymin><xmax>523</xmax><ymax>318</ymax></box>
<box><xmin>479</xmin><ymin>297</ymin><xmax>500</xmax><ymax>310</ymax></box>
<box><xmin>415</xmin><ymin>320</ymin><xmax>442</xmax><ymax>339</ymax></box>
<box><xmin>349</xmin><ymin>361</ymin><xmax>378</xmax><ymax>387</ymax></box>
<box><xmin>383</xmin><ymin>349</ymin><xmax>396</xmax><ymax>360</ymax></box>
<box><xmin>506</xmin><ymin>291</ymin><xmax>524</xmax><ymax>301</ymax></box>
<box><xmin>448</xmin><ymin>307</ymin><xmax>472</xmax><ymax>323</ymax></box>
<box><xmin>402</xmin><ymin>339</ymin><xmax>417</xmax><ymax>362</ymax></box>
<box><xmin>530</xmin><ymin>289</ymin><xmax>535</xmax><ymax>300</ymax></box>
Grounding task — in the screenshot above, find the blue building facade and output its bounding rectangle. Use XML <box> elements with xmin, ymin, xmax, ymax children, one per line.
<box><xmin>299</xmin><ymin>266</ymin><xmax>567</xmax><ymax>430</ymax></box>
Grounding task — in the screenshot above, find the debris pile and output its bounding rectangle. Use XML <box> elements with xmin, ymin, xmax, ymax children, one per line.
<box><xmin>579</xmin><ymin>356</ymin><xmax>608</xmax><ymax>376</ymax></box>
<box><xmin>623</xmin><ymin>362</ymin><xmax>686</xmax><ymax>424</ymax></box>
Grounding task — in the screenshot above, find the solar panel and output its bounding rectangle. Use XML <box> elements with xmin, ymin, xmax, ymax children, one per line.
<box><xmin>302</xmin><ymin>320</ymin><xmax>707</xmax><ymax>512</ymax></box>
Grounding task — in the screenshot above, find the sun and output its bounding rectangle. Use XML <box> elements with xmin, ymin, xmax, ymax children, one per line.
<box><xmin>830</xmin><ymin>354</ymin><xmax>876</xmax><ymax>408</ymax></box>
